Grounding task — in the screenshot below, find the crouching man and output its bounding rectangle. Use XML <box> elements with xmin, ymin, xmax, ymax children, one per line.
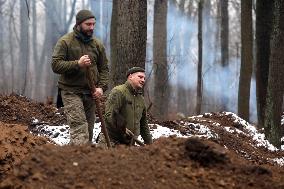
<box><xmin>98</xmin><ymin>67</ymin><xmax>153</xmax><ymax>147</ymax></box>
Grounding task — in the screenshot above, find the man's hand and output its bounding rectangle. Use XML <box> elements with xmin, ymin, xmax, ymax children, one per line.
<box><xmin>78</xmin><ymin>55</ymin><xmax>92</xmax><ymax>68</ymax></box>
<box><xmin>125</xmin><ymin>128</ymin><xmax>134</xmax><ymax>137</ymax></box>
<box><xmin>92</xmin><ymin>87</ymin><xmax>103</xmax><ymax>99</ymax></box>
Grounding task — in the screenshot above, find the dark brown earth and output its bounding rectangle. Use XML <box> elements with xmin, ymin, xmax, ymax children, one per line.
<box><xmin>0</xmin><ymin>94</ymin><xmax>284</xmax><ymax>189</ymax></box>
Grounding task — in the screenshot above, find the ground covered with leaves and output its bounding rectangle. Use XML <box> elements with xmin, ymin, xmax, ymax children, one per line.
<box><xmin>0</xmin><ymin>94</ymin><xmax>283</xmax><ymax>189</ymax></box>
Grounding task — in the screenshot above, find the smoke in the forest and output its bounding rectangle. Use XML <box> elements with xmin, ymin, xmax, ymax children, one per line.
<box><xmin>145</xmin><ymin>0</ymin><xmax>257</xmax><ymax>122</ymax></box>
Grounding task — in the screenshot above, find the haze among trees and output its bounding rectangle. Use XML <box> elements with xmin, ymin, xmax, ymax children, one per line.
<box><xmin>0</xmin><ymin>0</ymin><xmax>283</xmax><ymax>147</ymax></box>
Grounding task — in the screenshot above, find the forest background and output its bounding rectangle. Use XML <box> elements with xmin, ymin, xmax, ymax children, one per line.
<box><xmin>0</xmin><ymin>0</ymin><xmax>283</xmax><ymax>147</ymax></box>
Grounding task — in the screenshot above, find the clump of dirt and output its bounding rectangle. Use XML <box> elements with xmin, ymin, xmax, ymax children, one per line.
<box><xmin>184</xmin><ymin>137</ymin><xmax>229</xmax><ymax>166</ymax></box>
<box><xmin>0</xmin><ymin>94</ymin><xmax>284</xmax><ymax>189</ymax></box>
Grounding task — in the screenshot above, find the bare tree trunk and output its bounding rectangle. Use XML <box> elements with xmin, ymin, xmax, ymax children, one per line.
<box><xmin>32</xmin><ymin>0</ymin><xmax>38</xmax><ymax>69</ymax></box>
<box><xmin>220</xmin><ymin>0</ymin><xmax>229</xmax><ymax>67</ymax></box>
<box><xmin>0</xmin><ymin>1</ymin><xmax>5</xmax><ymax>93</ymax></box>
<box><xmin>196</xmin><ymin>0</ymin><xmax>203</xmax><ymax>115</ymax></box>
<box><xmin>9</xmin><ymin>1</ymin><xmax>16</xmax><ymax>92</ymax></box>
<box><xmin>219</xmin><ymin>0</ymin><xmax>229</xmax><ymax>111</ymax></box>
<box><xmin>110</xmin><ymin>0</ymin><xmax>147</xmax><ymax>86</ymax></box>
<box><xmin>30</xmin><ymin>0</ymin><xmax>38</xmax><ymax>99</ymax></box>
<box><xmin>19</xmin><ymin>0</ymin><xmax>30</xmax><ymax>94</ymax></box>
<box><xmin>153</xmin><ymin>0</ymin><xmax>168</xmax><ymax>120</ymax></box>
<box><xmin>238</xmin><ymin>0</ymin><xmax>253</xmax><ymax>121</ymax></box>
<box><xmin>256</xmin><ymin>0</ymin><xmax>274</xmax><ymax>128</ymax></box>
<box><xmin>110</xmin><ymin>0</ymin><xmax>118</xmax><ymax>88</ymax></box>
<box><xmin>264</xmin><ymin>0</ymin><xmax>284</xmax><ymax>148</ymax></box>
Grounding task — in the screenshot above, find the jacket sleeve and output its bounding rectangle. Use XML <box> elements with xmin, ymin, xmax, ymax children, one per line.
<box><xmin>51</xmin><ymin>39</ymin><xmax>80</xmax><ymax>74</ymax></box>
<box><xmin>140</xmin><ymin>107</ymin><xmax>153</xmax><ymax>144</ymax></box>
<box><xmin>96</xmin><ymin>41</ymin><xmax>109</xmax><ymax>92</ymax></box>
<box><xmin>104</xmin><ymin>89</ymin><xmax>124</xmax><ymax>130</ymax></box>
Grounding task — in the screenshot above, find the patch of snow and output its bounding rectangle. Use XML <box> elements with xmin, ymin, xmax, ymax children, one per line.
<box><xmin>224</xmin><ymin>112</ymin><xmax>280</xmax><ymax>151</ymax></box>
<box><xmin>32</xmin><ymin>118</ymin><xmax>39</xmax><ymax>123</ymax></box>
<box><xmin>142</xmin><ymin>124</ymin><xmax>186</xmax><ymax>140</ymax></box>
<box><xmin>31</xmin><ymin>125</ymin><xmax>70</xmax><ymax>145</ymax></box>
<box><xmin>271</xmin><ymin>158</ymin><xmax>284</xmax><ymax>166</ymax></box>
<box><xmin>191</xmin><ymin>123</ymin><xmax>218</xmax><ymax>139</ymax></box>
<box><xmin>224</xmin><ymin>127</ymin><xmax>245</xmax><ymax>135</ymax></box>
<box><xmin>228</xmin><ymin>112</ymin><xmax>251</xmax><ymax>127</ymax></box>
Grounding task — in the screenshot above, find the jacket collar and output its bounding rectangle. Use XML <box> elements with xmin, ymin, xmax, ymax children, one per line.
<box><xmin>73</xmin><ymin>26</ymin><xmax>93</xmax><ymax>43</ymax></box>
<box><xmin>125</xmin><ymin>81</ymin><xmax>143</xmax><ymax>95</ymax></box>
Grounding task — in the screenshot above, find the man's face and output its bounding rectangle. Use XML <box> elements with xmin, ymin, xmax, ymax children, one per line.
<box><xmin>79</xmin><ymin>18</ymin><xmax>96</xmax><ymax>37</ymax></box>
<box><xmin>128</xmin><ymin>72</ymin><xmax>146</xmax><ymax>90</ymax></box>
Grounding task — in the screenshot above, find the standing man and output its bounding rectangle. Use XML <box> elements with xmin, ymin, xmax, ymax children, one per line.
<box><xmin>51</xmin><ymin>10</ymin><xmax>109</xmax><ymax>145</ymax></box>
<box><xmin>98</xmin><ymin>67</ymin><xmax>153</xmax><ymax>147</ymax></box>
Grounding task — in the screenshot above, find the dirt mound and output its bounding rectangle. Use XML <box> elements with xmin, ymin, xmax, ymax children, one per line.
<box><xmin>160</xmin><ymin>112</ymin><xmax>284</xmax><ymax>166</ymax></box>
<box><xmin>0</xmin><ymin>94</ymin><xmax>283</xmax><ymax>188</ymax></box>
<box><xmin>0</xmin><ymin>122</ymin><xmax>49</xmax><ymax>181</ymax></box>
<box><xmin>1</xmin><ymin>137</ymin><xmax>283</xmax><ymax>189</ymax></box>
<box><xmin>0</xmin><ymin>94</ymin><xmax>65</xmax><ymax>125</ymax></box>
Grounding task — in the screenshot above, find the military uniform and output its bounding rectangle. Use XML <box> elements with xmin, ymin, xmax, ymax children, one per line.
<box><xmin>52</xmin><ymin>26</ymin><xmax>109</xmax><ymax>145</ymax></box>
<box><xmin>98</xmin><ymin>81</ymin><xmax>152</xmax><ymax>147</ymax></box>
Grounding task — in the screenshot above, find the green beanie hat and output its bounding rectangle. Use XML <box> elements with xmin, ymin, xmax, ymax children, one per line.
<box><xmin>126</xmin><ymin>67</ymin><xmax>145</xmax><ymax>77</ymax></box>
<box><xmin>76</xmin><ymin>10</ymin><xmax>95</xmax><ymax>25</ymax></box>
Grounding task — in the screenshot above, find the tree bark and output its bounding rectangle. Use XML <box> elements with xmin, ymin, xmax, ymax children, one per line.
<box><xmin>110</xmin><ymin>0</ymin><xmax>147</xmax><ymax>86</ymax></box>
<box><xmin>8</xmin><ymin>1</ymin><xmax>16</xmax><ymax>92</ymax></box>
<box><xmin>19</xmin><ymin>0</ymin><xmax>30</xmax><ymax>94</ymax></box>
<box><xmin>196</xmin><ymin>0</ymin><xmax>203</xmax><ymax>115</ymax></box>
<box><xmin>255</xmin><ymin>0</ymin><xmax>274</xmax><ymax>128</ymax></box>
<box><xmin>264</xmin><ymin>0</ymin><xmax>284</xmax><ymax>148</ymax></box>
<box><xmin>0</xmin><ymin>1</ymin><xmax>5</xmax><ymax>93</ymax></box>
<box><xmin>220</xmin><ymin>0</ymin><xmax>229</xmax><ymax>67</ymax></box>
<box><xmin>153</xmin><ymin>0</ymin><xmax>168</xmax><ymax>120</ymax></box>
<box><xmin>238</xmin><ymin>0</ymin><xmax>253</xmax><ymax>121</ymax></box>
<box><xmin>220</xmin><ymin>0</ymin><xmax>229</xmax><ymax>110</ymax></box>
<box><xmin>110</xmin><ymin>0</ymin><xmax>118</xmax><ymax>88</ymax></box>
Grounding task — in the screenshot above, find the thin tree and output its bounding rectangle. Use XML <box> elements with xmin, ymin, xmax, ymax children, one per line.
<box><xmin>220</xmin><ymin>0</ymin><xmax>229</xmax><ymax>110</ymax></box>
<box><xmin>220</xmin><ymin>0</ymin><xmax>229</xmax><ymax>67</ymax></box>
<box><xmin>196</xmin><ymin>0</ymin><xmax>203</xmax><ymax>115</ymax></box>
<box><xmin>238</xmin><ymin>0</ymin><xmax>253</xmax><ymax>121</ymax></box>
<box><xmin>0</xmin><ymin>0</ymin><xmax>5</xmax><ymax>93</ymax></box>
<box><xmin>153</xmin><ymin>0</ymin><xmax>168</xmax><ymax>120</ymax></box>
<box><xmin>263</xmin><ymin>0</ymin><xmax>284</xmax><ymax>148</ymax></box>
<box><xmin>19</xmin><ymin>0</ymin><xmax>30</xmax><ymax>94</ymax></box>
<box><xmin>32</xmin><ymin>0</ymin><xmax>38</xmax><ymax>70</ymax></box>
<box><xmin>8</xmin><ymin>1</ymin><xmax>16</xmax><ymax>92</ymax></box>
<box><xmin>110</xmin><ymin>0</ymin><xmax>118</xmax><ymax>88</ymax></box>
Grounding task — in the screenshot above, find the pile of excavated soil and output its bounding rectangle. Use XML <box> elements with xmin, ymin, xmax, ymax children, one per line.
<box><xmin>0</xmin><ymin>94</ymin><xmax>66</xmax><ymax>125</ymax></box>
<box><xmin>0</xmin><ymin>122</ymin><xmax>49</xmax><ymax>181</ymax></box>
<box><xmin>1</xmin><ymin>137</ymin><xmax>284</xmax><ymax>189</ymax></box>
<box><xmin>0</xmin><ymin>94</ymin><xmax>283</xmax><ymax>189</ymax></box>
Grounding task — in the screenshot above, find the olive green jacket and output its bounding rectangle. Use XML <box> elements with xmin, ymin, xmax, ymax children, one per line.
<box><xmin>104</xmin><ymin>81</ymin><xmax>153</xmax><ymax>144</ymax></box>
<box><xmin>51</xmin><ymin>28</ymin><xmax>109</xmax><ymax>93</ymax></box>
